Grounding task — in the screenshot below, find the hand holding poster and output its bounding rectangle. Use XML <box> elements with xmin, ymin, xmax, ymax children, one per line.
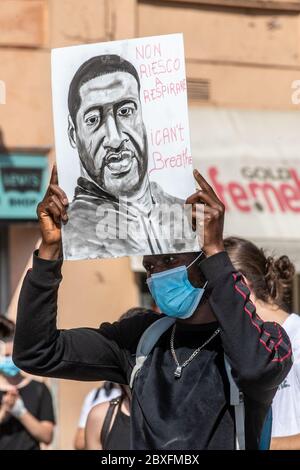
<box><xmin>51</xmin><ymin>33</ymin><xmax>202</xmax><ymax>260</ymax></box>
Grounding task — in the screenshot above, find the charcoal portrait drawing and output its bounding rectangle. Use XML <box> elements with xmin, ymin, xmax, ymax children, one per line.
<box><xmin>64</xmin><ymin>54</ymin><xmax>197</xmax><ymax>259</ymax></box>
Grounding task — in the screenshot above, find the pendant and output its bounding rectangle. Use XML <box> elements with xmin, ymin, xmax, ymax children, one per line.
<box><xmin>174</xmin><ymin>366</ymin><xmax>182</xmax><ymax>378</ymax></box>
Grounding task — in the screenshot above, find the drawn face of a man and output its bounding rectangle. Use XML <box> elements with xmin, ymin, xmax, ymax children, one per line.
<box><xmin>69</xmin><ymin>71</ymin><xmax>148</xmax><ymax>198</ymax></box>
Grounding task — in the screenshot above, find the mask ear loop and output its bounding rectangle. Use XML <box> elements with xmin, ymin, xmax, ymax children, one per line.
<box><xmin>0</xmin><ymin>340</ymin><xmax>5</xmax><ymax>358</ymax></box>
<box><xmin>186</xmin><ymin>252</ymin><xmax>208</xmax><ymax>291</ymax></box>
<box><xmin>186</xmin><ymin>251</ymin><xmax>203</xmax><ymax>270</ymax></box>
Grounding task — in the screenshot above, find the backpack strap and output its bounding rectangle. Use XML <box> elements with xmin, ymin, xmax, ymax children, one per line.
<box><xmin>100</xmin><ymin>397</ymin><xmax>122</xmax><ymax>449</ymax></box>
<box><xmin>224</xmin><ymin>356</ymin><xmax>245</xmax><ymax>450</ymax></box>
<box><xmin>259</xmin><ymin>406</ymin><xmax>272</xmax><ymax>450</ymax></box>
<box><xmin>129</xmin><ymin>317</ymin><xmax>175</xmax><ymax>388</ymax></box>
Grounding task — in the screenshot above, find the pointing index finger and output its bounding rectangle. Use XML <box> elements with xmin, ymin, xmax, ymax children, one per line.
<box><xmin>193</xmin><ymin>169</ymin><xmax>221</xmax><ymax>205</ymax></box>
<box><xmin>193</xmin><ymin>169</ymin><xmax>211</xmax><ymax>191</ymax></box>
<box><xmin>50</xmin><ymin>164</ymin><xmax>58</xmax><ymax>186</ymax></box>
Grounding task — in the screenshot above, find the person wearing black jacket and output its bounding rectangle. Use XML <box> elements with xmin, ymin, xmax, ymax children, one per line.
<box><xmin>13</xmin><ymin>166</ymin><xmax>292</xmax><ymax>450</ymax></box>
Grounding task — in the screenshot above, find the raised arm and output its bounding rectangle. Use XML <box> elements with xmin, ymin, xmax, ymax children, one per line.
<box><xmin>200</xmin><ymin>251</ymin><xmax>292</xmax><ymax>402</ymax></box>
<box><xmin>13</xmin><ymin>166</ymin><xmax>127</xmax><ymax>383</ymax></box>
<box><xmin>13</xmin><ymin>252</ymin><xmax>129</xmax><ymax>383</ymax></box>
<box><xmin>187</xmin><ymin>170</ymin><xmax>292</xmax><ymax>403</ymax></box>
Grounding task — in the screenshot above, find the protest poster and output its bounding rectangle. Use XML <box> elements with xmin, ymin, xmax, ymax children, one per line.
<box><xmin>51</xmin><ymin>33</ymin><xmax>202</xmax><ymax>260</ymax></box>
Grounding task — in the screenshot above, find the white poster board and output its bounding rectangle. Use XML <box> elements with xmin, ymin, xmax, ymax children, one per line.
<box><xmin>51</xmin><ymin>33</ymin><xmax>200</xmax><ymax>260</ymax></box>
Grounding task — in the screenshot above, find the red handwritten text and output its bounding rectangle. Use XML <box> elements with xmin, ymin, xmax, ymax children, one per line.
<box><xmin>149</xmin><ymin>148</ymin><xmax>192</xmax><ymax>174</ymax></box>
<box><xmin>139</xmin><ymin>58</ymin><xmax>180</xmax><ymax>79</ymax></box>
<box><xmin>144</xmin><ymin>78</ymin><xmax>186</xmax><ymax>103</ymax></box>
<box><xmin>150</xmin><ymin>124</ymin><xmax>185</xmax><ymax>146</ymax></box>
<box><xmin>136</xmin><ymin>43</ymin><xmax>162</xmax><ymax>60</ymax></box>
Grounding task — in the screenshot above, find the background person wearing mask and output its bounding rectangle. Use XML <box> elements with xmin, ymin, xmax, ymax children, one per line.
<box><xmin>0</xmin><ymin>315</ymin><xmax>55</xmax><ymax>450</ymax></box>
<box><xmin>224</xmin><ymin>237</ymin><xmax>300</xmax><ymax>450</ymax></box>
<box><xmin>13</xmin><ymin>167</ymin><xmax>292</xmax><ymax>450</ymax></box>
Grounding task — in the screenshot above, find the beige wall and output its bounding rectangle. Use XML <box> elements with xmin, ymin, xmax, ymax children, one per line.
<box><xmin>9</xmin><ymin>224</ymin><xmax>40</xmax><ymax>297</ymax></box>
<box><xmin>139</xmin><ymin>2</ymin><xmax>300</xmax><ymax>66</ymax></box>
<box><xmin>138</xmin><ymin>0</ymin><xmax>300</xmax><ymax>109</ymax></box>
<box><xmin>1</xmin><ymin>0</ymin><xmax>300</xmax><ymax>449</ymax></box>
<box><xmin>0</xmin><ymin>0</ymin><xmax>47</xmax><ymax>48</ymax></box>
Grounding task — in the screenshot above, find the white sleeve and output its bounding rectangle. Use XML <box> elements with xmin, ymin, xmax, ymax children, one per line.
<box><xmin>293</xmin><ymin>345</ymin><xmax>300</xmax><ymax>387</ymax></box>
<box><xmin>78</xmin><ymin>389</ymin><xmax>97</xmax><ymax>428</ymax></box>
<box><xmin>78</xmin><ymin>386</ymin><xmax>122</xmax><ymax>428</ymax></box>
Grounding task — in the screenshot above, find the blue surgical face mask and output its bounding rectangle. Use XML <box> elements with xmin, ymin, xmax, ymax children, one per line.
<box><xmin>147</xmin><ymin>253</ymin><xmax>207</xmax><ymax>319</ymax></box>
<box><xmin>0</xmin><ymin>356</ymin><xmax>20</xmax><ymax>377</ymax></box>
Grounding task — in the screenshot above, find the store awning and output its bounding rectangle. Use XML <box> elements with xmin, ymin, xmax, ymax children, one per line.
<box><xmin>189</xmin><ymin>108</ymin><xmax>300</xmax><ymax>270</ymax></box>
<box><xmin>0</xmin><ymin>151</ymin><xmax>49</xmax><ymax>220</ymax></box>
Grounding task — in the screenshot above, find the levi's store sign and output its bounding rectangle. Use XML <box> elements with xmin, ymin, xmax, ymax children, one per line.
<box><xmin>201</xmin><ymin>160</ymin><xmax>300</xmax><ymax>240</ymax></box>
<box><xmin>0</xmin><ymin>154</ymin><xmax>48</xmax><ymax>219</ymax></box>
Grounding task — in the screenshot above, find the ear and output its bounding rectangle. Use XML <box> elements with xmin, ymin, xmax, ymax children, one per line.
<box><xmin>242</xmin><ymin>275</ymin><xmax>251</xmax><ymax>290</ymax></box>
<box><xmin>68</xmin><ymin>115</ymin><xmax>77</xmax><ymax>149</ymax></box>
<box><xmin>0</xmin><ymin>340</ymin><xmax>5</xmax><ymax>356</ymax></box>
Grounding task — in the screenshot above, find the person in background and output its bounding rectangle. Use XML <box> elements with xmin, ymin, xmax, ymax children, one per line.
<box><xmin>74</xmin><ymin>307</ymin><xmax>152</xmax><ymax>450</ymax></box>
<box><xmin>85</xmin><ymin>384</ymin><xmax>130</xmax><ymax>450</ymax></box>
<box><xmin>224</xmin><ymin>237</ymin><xmax>300</xmax><ymax>450</ymax></box>
<box><xmin>0</xmin><ymin>315</ymin><xmax>55</xmax><ymax>450</ymax></box>
<box><xmin>74</xmin><ymin>382</ymin><xmax>121</xmax><ymax>449</ymax></box>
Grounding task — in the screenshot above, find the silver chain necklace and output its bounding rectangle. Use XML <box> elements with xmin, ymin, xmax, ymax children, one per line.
<box><xmin>170</xmin><ymin>324</ymin><xmax>221</xmax><ymax>379</ymax></box>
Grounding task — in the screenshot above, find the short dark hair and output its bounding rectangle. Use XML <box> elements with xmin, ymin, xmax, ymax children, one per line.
<box><xmin>68</xmin><ymin>54</ymin><xmax>141</xmax><ymax>125</ymax></box>
<box><xmin>0</xmin><ymin>315</ymin><xmax>15</xmax><ymax>341</ymax></box>
<box><xmin>118</xmin><ymin>307</ymin><xmax>155</xmax><ymax>321</ymax></box>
